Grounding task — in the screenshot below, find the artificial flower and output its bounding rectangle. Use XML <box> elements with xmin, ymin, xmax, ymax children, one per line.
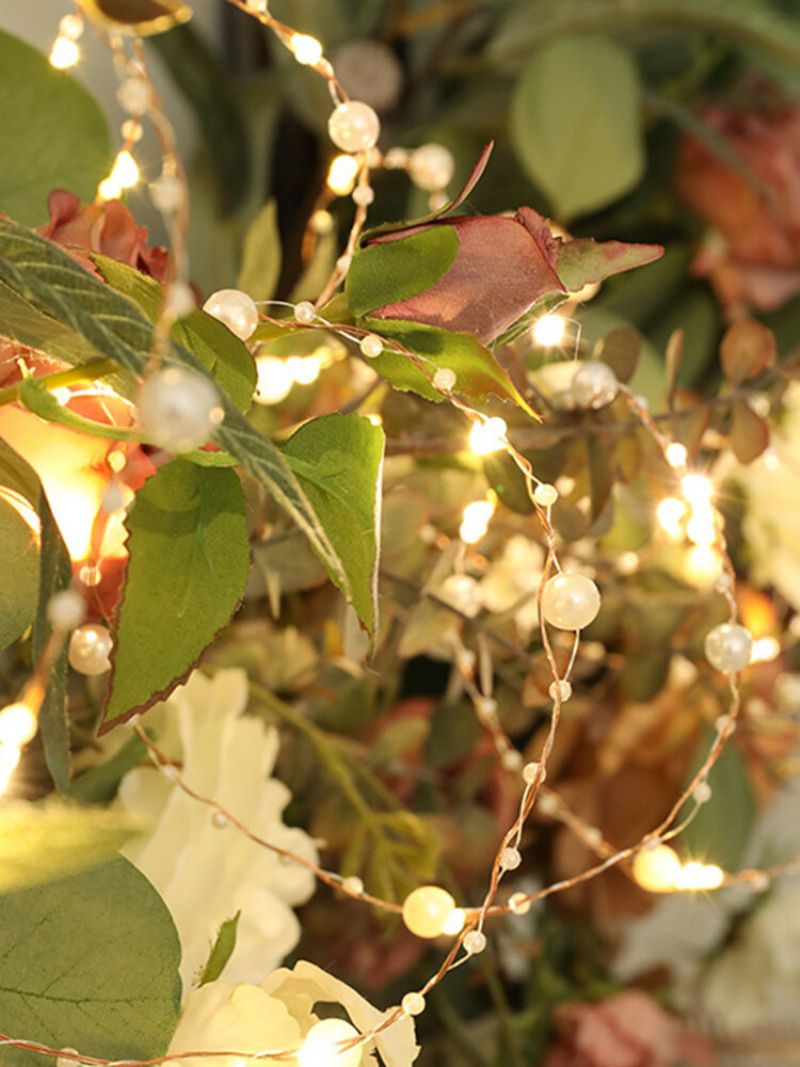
<box><xmin>169</xmin><ymin>959</ymin><xmax>419</xmax><ymax>1067</ymax></box>
<box><xmin>118</xmin><ymin>669</ymin><xmax>317</xmax><ymax>988</ymax></box>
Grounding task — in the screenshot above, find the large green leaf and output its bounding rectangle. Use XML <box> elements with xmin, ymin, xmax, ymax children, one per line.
<box><xmin>0</xmin><ymin>803</ymin><xmax>142</xmax><ymax>894</ymax></box>
<box><xmin>0</xmin><ymin>494</ymin><xmax>38</xmax><ymax>650</ymax></box>
<box><xmin>511</xmin><ymin>34</ymin><xmax>644</xmax><ymax>219</ymax></box>
<box><xmin>0</xmin><ymin>31</ymin><xmax>110</xmax><ymax>225</ymax></box>
<box><xmin>0</xmin><ymin>217</ymin><xmax>358</xmax><ymax>626</ymax></box>
<box><xmin>102</xmin><ymin>460</ymin><xmax>250</xmax><ymax>730</ymax></box>
<box><xmin>92</xmin><ymin>254</ymin><xmax>256</xmax><ymax>411</ymax></box>
<box><xmin>346</xmin><ymin>226</ymin><xmax>459</xmax><ymax>318</ymax></box>
<box><xmin>362</xmin><ymin>317</ymin><xmax>536</xmax><ymax>416</ymax></box>
<box><xmin>0</xmin><ymin>857</ymin><xmax>181</xmax><ymax>1067</ymax></box>
<box><xmin>237</xmin><ymin>199</ymin><xmax>282</xmax><ymax>302</ymax></box>
<box><xmin>284</xmin><ymin>414</ymin><xmax>384</xmax><ymax>635</ymax></box>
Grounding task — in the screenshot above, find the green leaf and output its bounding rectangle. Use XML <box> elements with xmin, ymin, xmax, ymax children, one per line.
<box><xmin>0</xmin><ymin>31</ymin><xmax>110</xmax><ymax>225</ymax></box>
<box><xmin>362</xmin><ymin>317</ymin><xmax>536</xmax><ymax>416</ymax></box>
<box><xmin>70</xmin><ymin>731</ymin><xmax>149</xmax><ymax>804</ymax></box>
<box><xmin>558</xmin><ymin>238</ymin><xmax>663</xmax><ymax>292</ymax></box>
<box><xmin>0</xmin><ymin>857</ymin><xmax>181</xmax><ymax>1067</ymax></box>
<box><xmin>680</xmin><ymin>724</ymin><xmax>756</xmax><ymax>870</ymax></box>
<box><xmin>0</xmin><ymin>803</ymin><xmax>142</xmax><ymax>894</ymax></box>
<box><xmin>283</xmin><ymin>414</ymin><xmax>384</xmax><ymax>635</ymax></box>
<box><xmin>199</xmin><ymin>912</ymin><xmax>241</xmax><ymax>985</ymax></box>
<box><xmin>511</xmin><ymin>34</ymin><xmax>644</xmax><ymax>219</ymax></box>
<box><xmin>346</xmin><ymin>226</ymin><xmax>459</xmax><ymax>318</ymax></box>
<box><xmin>0</xmin><ymin>217</ymin><xmax>351</xmax><ymax>623</ymax></box>
<box><xmin>238</xmin><ymin>199</ymin><xmax>282</xmax><ymax>302</ymax></box>
<box><xmin>92</xmin><ymin>254</ymin><xmax>256</xmax><ymax>410</ymax></box>
<box><xmin>0</xmin><ymin>493</ymin><xmax>38</xmax><ymax>650</ymax></box>
<box><xmin>102</xmin><ymin>460</ymin><xmax>250</xmax><ymax>730</ymax></box>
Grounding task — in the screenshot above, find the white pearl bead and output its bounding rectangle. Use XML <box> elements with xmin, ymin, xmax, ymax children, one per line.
<box><xmin>401</xmin><ymin>992</ymin><xmax>426</xmax><ymax>1017</ymax></box>
<box><xmin>522</xmin><ymin>761</ymin><xmax>541</xmax><ymax>785</ymax></box>
<box><xmin>59</xmin><ymin>14</ymin><xmax>84</xmax><ymax>39</ymax></box>
<box><xmin>294</xmin><ymin>301</ymin><xmax>316</xmax><ymax>325</ymax></box>
<box><xmin>165</xmin><ymin>281</ymin><xmax>196</xmax><ymax>321</ymax></box>
<box><xmin>352</xmin><ymin>184</ymin><xmax>375</xmax><ymax>206</ymax></box>
<box><xmin>117</xmin><ymin>77</ymin><xmax>150</xmax><ymax>116</ymax></box>
<box><xmin>409</xmin><ymin>143</ymin><xmax>455</xmax><ymax>191</ymax></box>
<box><xmin>137</xmin><ymin>368</ymin><xmax>223</xmax><ymax>454</ymax></box>
<box><xmin>359</xmin><ymin>333</ymin><xmax>383</xmax><ymax>359</ymax></box>
<box><xmin>342</xmin><ymin>875</ymin><xmax>364</xmax><ymax>896</ymax></box>
<box><xmin>571</xmin><ymin>361</ymin><xmax>619</xmax><ymax>409</ymax></box>
<box><xmin>149</xmin><ymin>174</ymin><xmax>183</xmax><ymax>213</ymax></box>
<box><xmin>403</xmin><ymin>885</ymin><xmax>457</xmax><ymax>939</ymax></box>
<box><xmin>500</xmin><ymin>846</ymin><xmax>522</xmax><ymax>871</ymax></box>
<box><xmin>463</xmin><ymin>930</ymin><xmax>487</xmax><ymax>955</ymax></box>
<box><xmin>211</xmin><ymin>810</ymin><xmax>229</xmax><ymax>829</ymax></box>
<box><xmin>502</xmin><ymin>749</ymin><xmax>523</xmax><ymax>771</ymax></box>
<box><xmin>693</xmin><ymin>781</ymin><xmax>712</xmax><ymax>804</ymax></box>
<box><xmin>704</xmin><ymin>622</ymin><xmax>753</xmax><ymax>672</ymax></box>
<box><xmin>121</xmin><ymin>118</ymin><xmax>143</xmax><ymax>143</ymax></box>
<box><xmin>328</xmin><ymin>101</ymin><xmax>381</xmax><ymax>152</ymax></box>
<box><xmin>509</xmin><ymin>892</ymin><xmax>531</xmax><ymax>915</ymax></box>
<box><xmin>542</xmin><ymin>574</ymin><xmax>601</xmax><ymax>630</ymax></box>
<box><xmin>433</xmin><ymin>367</ymin><xmax>456</xmax><ymax>392</ymax></box>
<box><xmin>203</xmin><ymin>288</ymin><xmax>259</xmax><ymax>341</ymax></box>
<box><xmin>69</xmin><ymin>624</ymin><xmax>112</xmax><ymax>676</ymax></box>
<box><xmin>534</xmin><ymin>483</ymin><xmax>559</xmax><ymax>507</ymax></box>
<box><xmin>548</xmin><ymin>679</ymin><xmax>572</xmax><ymax>702</ymax></box>
<box><xmin>56</xmin><ymin>1050</ymin><xmax>80</xmax><ymax>1067</ymax></box>
<box><xmin>47</xmin><ymin>589</ymin><xmax>86</xmax><ymax>631</ymax></box>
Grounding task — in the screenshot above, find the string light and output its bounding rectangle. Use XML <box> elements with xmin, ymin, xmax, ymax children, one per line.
<box><xmin>532</xmin><ymin>314</ymin><xmax>566</xmax><ymax>348</ymax></box>
<box><xmin>468</xmin><ymin>417</ymin><xmax>507</xmax><ymax>456</ymax></box>
<box><xmin>402</xmin><ymin>885</ymin><xmax>458</xmax><ymax>939</ymax></box>
<box><xmin>632</xmin><ymin>844</ymin><xmax>682</xmax><ymax>892</ymax></box>
<box><xmin>656</xmin><ymin>497</ymin><xmax>686</xmax><ymax>539</ymax></box>
<box><xmin>296</xmin><ymin>1020</ymin><xmax>361</xmax><ymax>1067</ymax></box>
<box><xmin>675</xmin><ymin>860</ymin><xmax>725</xmax><ymax>891</ymax></box>
<box><xmin>289</xmin><ymin>32</ymin><xmax>324</xmax><ymax>67</ymax></box>
<box><xmin>750</xmin><ymin>635</ymin><xmax>781</xmax><ymax>664</ymax></box>
<box><xmin>460</xmin><ymin>498</ymin><xmax>496</xmax><ymax>544</ymax></box>
<box><xmin>665</xmin><ymin>442</ymin><xmax>688</xmax><ymax>468</ymax></box>
<box><xmin>327</xmin><ymin>154</ymin><xmax>360</xmax><ymax>196</ymax></box>
<box><xmin>97</xmin><ymin>150</ymin><xmax>141</xmax><ymax>200</ymax></box>
<box><xmin>49</xmin><ymin>36</ymin><xmax>81</xmax><ymax>69</ymax></box>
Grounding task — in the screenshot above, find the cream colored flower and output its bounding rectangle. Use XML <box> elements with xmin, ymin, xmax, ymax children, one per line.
<box><xmin>480</xmin><ymin>534</ymin><xmax>543</xmax><ymax>637</ymax></box>
<box><xmin>738</xmin><ymin>382</ymin><xmax>800</xmax><ymax>609</ymax></box>
<box><xmin>117</xmin><ymin>669</ymin><xmax>317</xmax><ymax>989</ymax></box>
<box><xmin>169</xmin><ymin>960</ymin><xmax>419</xmax><ymax>1067</ymax></box>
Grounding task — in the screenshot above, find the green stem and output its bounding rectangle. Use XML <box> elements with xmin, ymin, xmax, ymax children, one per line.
<box><xmin>0</xmin><ymin>358</ymin><xmax>119</xmax><ymax>407</ymax></box>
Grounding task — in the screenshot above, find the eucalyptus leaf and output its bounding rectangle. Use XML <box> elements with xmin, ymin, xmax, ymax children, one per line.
<box><xmin>0</xmin><ymin>857</ymin><xmax>181</xmax><ymax>1067</ymax></box>
<box><xmin>238</xmin><ymin>200</ymin><xmax>282</xmax><ymax>302</ymax></box>
<box><xmin>102</xmin><ymin>459</ymin><xmax>250</xmax><ymax>730</ymax></box>
<box><xmin>199</xmin><ymin>912</ymin><xmax>241</xmax><ymax>985</ymax></box>
<box><xmin>0</xmin><ymin>494</ymin><xmax>38</xmax><ymax>650</ymax></box>
<box><xmin>0</xmin><ymin>31</ymin><xmax>110</xmax><ymax>225</ymax></box>
<box><xmin>511</xmin><ymin>34</ymin><xmax>644</xmax><ymax>219</ymax></box>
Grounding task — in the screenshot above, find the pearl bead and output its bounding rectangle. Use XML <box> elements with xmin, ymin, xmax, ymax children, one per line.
<box><xmin>463</xmin><ymin>929</ymin><xmax>487</xmax><ymax>955</ymax></box>
<box><xmin>121</xmin><ymin>119</ymin><xmax>143</xmax><ymax>143</ymax></box>
<box><xmin>47</xmin><ymin>589</ymin><xmax>86</xmax><ymax>631</ymax></box>
<box><xmin>475</xmin><ymin>695</ymin><xmax>498</xmax><ymax>719</ymax></box>
<box><xmin>542</xmin><ymin>574</ymin><xmax>601</xmax><ymax>631</ymax></box>
<box><xmin>534</xmin><ymin>483</ymin><xmax>559</xmax><ymax>507</ymax></box>
<box><xmin>548</xmin><ymin>679</ymin><xmax>572</xmax><ymax>702</ymax></box>
<box><xmin>328</xmin><ymin>101</ymin><xmax>381</xmax><ymax>152</ymax></box>
<box><xmin>117</xmin><ymin>77</ymin><xmax>150</xmax><ymax>116</ymax></box>
<box><xmin>211</xmin><ymin>810</ymin><xmax>229</xmax><ymax>829</ymax></box>
<box><xmin>0</xmin><ymin>703</ymin><xmax>37</xmax><ymax>746</ymax></box>
<box><xmin>502</xmin><ymin>750</ymin><xmax>523</xmax><ymax>772</ymax></box>
<box><xmin>500</xmin><ymin>847</ymin><xmax>522</xmax><ymax>871</ymax></box>
<box><xmin>402</xmin><ymin>885</ymin><xmax>457</xmax><ymax>939</ymax></box>
<box><xmin>352</xmin><ymin>185</ymin><xmax>375</xmax><ymax>207</ymax></box>
<box><xmin>297</xmin><ymin>1019</ymin><xmax>361</xmax><ymax>1067</ymax></box>
<box><xmin>310</xmin><ymin>209</ymin><xmax>334</xmax><ymax>235</ymax></box>
<box><xmin>571</xmin><ymin>361</ymin><xmax>619</xmax><ymax>409</ymax></box>
<box><xmin>508</xmin><ymin>892</ymin><xmax>531</xmax><ymax>916</ymax></box>
<box><xmin>165</xmin><ymin>281</ymin><xmax>196</xmax><ymax>321</ymax></box>
<box><xmin>433</xmin><ymin>367</ymin><xmax>456</xmax><ymax>392</ymax></box>
<box><xmin>149</xmin><ymin>174</ymin><xmax>183</xmax><ymax>213</ymax></box>
<box><xmin>342</xmin><ymin>875</ymin><xmax>364</xmax><ymax>896</ymax></box>
<box><xmin>359</xmin><ymin>333</ymin><xmax>383</xmax><ymax>359</ymax></box>
<box><xmin>203</xmin><ymin>289</ymin><xmax>259</xmax><ymax>341</ymax></box>
<box><xmin>693</xmin><ymin>781</ymin><xmax>712</xmax><ymax>804</ymax></box>
<box><xmin>409</xmin><ymin>143</ymin><xmax>455</xmax><ymax>192</ymax></box>
<box><xmin>401</xmin><ymin>992</ymin><xmax>426</xmax><ymax>1017</ymax></box>
<box><xmin>59</xmin><ymin>14</ymin><xmax>84</xmax><ymax>39</ymax></box>
<box><xmin>384</xmin><ymin>147</ymin><xmax>410</xmax><ymax>169</ymax></box>
<box><xmin>137</xmin><ymin>368</ymin><xmax>223</xmax><ymax>454</ymax></box>
<box><xmin>56</xmin><ymin>1050</ymin><xmax>80</xmax><ymax>1067</ymax></box>
<box><xmin>522</xmin><ymin>761</ymin><xmax>542</xmax><ymax>785</ymax></box>
<box><xmin>161</xmin><ymin>763</ymin><xmax>179</xmax><ymax>781</ymax></box>
<box><xmin>704</xmin><ymin>622</ymin><xmax>753</xmax><ymax>672</ymax></box>
<box><xmin>294</xmin><ymin>301</ymin><xmax>316</xmax><ymax>325</ymax></box>
<box><xmin>713</xmin><ymin>573</ymin><xmax>733</xmax><ymax>593</ymax></box>
<box><xmin>68</xmin><ymin>624</ymin><xmax>112</xmax><ymax>676</ymax></box>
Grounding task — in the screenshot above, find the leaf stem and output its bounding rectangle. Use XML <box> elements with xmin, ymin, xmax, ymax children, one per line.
<box><xmin>0</xmin><ymin>358</ymin><xmax>119</xmax><ymax>407</ymax></box>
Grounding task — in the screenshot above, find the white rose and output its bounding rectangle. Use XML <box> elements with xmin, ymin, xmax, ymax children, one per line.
<box><xmin>169</xmin><ymin>960</ymin><xmax>419</xmax><ymax>1067</ymax></box>
<box><xmin>117</xmin><ymin>669</ymin><xmax>317</xmax><ymax>989</ymax></box>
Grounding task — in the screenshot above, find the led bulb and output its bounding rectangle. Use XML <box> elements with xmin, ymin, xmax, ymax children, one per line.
<box><xmin>0</xmin><ymin>703</ymin><xmax>37</xmax><ymax>747</ymax></box>
<box><xmin>49</xmin><ymin>36</ymin><xmax>80</xmax><ymax>69</ymax></box>
<box><xmin>459</xmin><ymin>499</ymin><xmax>495</xmax><ymax>544</ymax></box>
<box><xmin>290</xmin><ymin>32</ymin><xmax>323</xmax><ymax>66</ymax></box>
<box><xmin>532</xmin><ymin>314</ymin><xmax>566</xmax><ymax>348</ymax></box>
<box><xmin>327</xmin><ymin>154</ymin><xmax>360</xmax><ymax>196</ymax></box>
<box><xmin>468</xmin><ymin>417</ymin><xmax>507</xmax><ymax>456</ymax></box>
<box><xmin>255</xmin><ymin>356</ymin><xmax>293</xmax><ymax>405</ymax></box>
<box><xmin>297</xmin><ymin>1019</ymin><xmax>361</xmax><ymax>1067</ymax></box>
<box><xmin>632</xmin><ymin>845</ymin><xmax>682</xmax><ymax>892</ymax></box>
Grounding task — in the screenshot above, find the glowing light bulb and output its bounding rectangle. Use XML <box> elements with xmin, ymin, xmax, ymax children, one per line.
<box><xmin>675</xmin><ymin>861</ymin><xmax>724</xmax><ymax>891</ymax></box>
<box><xmin>459</xmin><ymin>499</ymin><xmax>495</xmax><ymax>544</ymax></box>
<box><xmin>532</xmin><ymin>314</ymin><xmax>566</xmax><ymax>348</ymax></box>
<box><xmin>442</xmin><ymin>907</ymin><xmax>466</xmax><ymax>936</ymax></box>
<box><xmin>0</xmin><ymin>744</ymin><xmax>21</xmax><ymax>796</ymax></box>
<box><xmin>112</xmin><ymin>150</ymin><xmax>140</xmax><ymax>188</ymax></box>
<box><xmin>403</xmin><ymin>885</ymin><xmax>458</xmax><ymax>939</ymax></box>
<box><xmin>656</xmin><ymin>497</ymin><xmax>686</xmax><ymax>540</ymax></box>
<box><xmin>468</xmin><ymin>417</ymin><xmax>507</xmax><ymax>456</ymax></box>
<box><xmin>290</xmin><ymin>32</ymin><xmax>323</xmax><ymax>66</ymax></box>
<box><xmin>686</xmin><ymin>509</ymin><xmax>716</xmax><ymax>547</ymax></box>
<box><xmin>684</xmin><ymin>545</ymin><xmax>722</xmax><ymax>586</ymax></box>
<box><xmin>327</xmin><ymin>154</ymin><xmax>360</xmax><ymax>196</ymax></box>
<box><xmin>297</xmin><ymin>1019</ymin><xmax>361</xmax><ymax>1067</ymax></box>
<box><xmin>632</xmin><ymin>844</ymin><xmax>682</xmax><ymax>892</ymax></box>
<box><xmin>665</xmin><ymin>442</ymin><xmax>688</xmax><ymax>468</ymax></box>
<box><xmin>49</xmin><ymin>36</ymin><xmax>81</xmax><ymax>69</ymax></box>
<box><xmin>750</xmin><ymin>635</ymin><xmax>780</xmax><ymax>664</ymax></box>
<box><xmin>255</xmin><ymin>357</ymin><xmax>293</xmax><ymax>405</ymax></box>
<box><xmin>681</xmin><ymin>474</ymin><xmax>713</xmax><ymax>508</ymax></box>
<box><xmin>287</xmin><ymin>356</ymin><xmax>322</xmax><ymax>386</ymax></box>
<box><xmin>0</xmin><ymin>703</ymin><xmax>37</xmax><ymax>747</ymax></box>
<box><xmin>97</xmin><ymin>176</ymin><xmax>123</xmax><ymax>201</ymax></box>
